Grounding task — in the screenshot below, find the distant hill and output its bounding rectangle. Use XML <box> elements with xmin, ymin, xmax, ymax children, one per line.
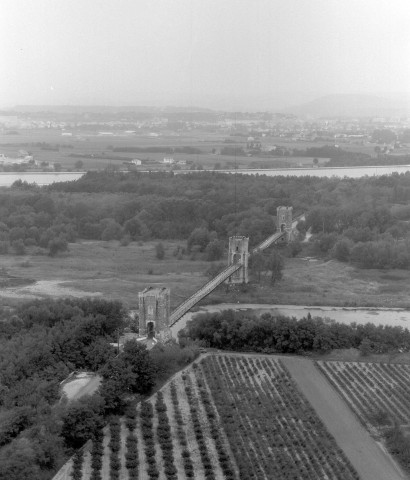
<box><xmin>12</xmin><ymin>105</ymin><xmax>213</xmax><ymax>114</ymax></box>
<box><xmin>283</xmin><ymin>94</ymin><xmax>410</xmax><ymax>118</ymax></box>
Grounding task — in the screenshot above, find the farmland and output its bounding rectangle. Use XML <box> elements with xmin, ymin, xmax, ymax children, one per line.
<box><xmin>61</xmin><ymin>355</ymin><xmax>366</xmax><ymax>480</ymax></box>
<box><xmin>0</xmin><ymin>128</ymin><xmax>332</xmax><ymax>172</ymax></box>
<box><xmin>316</xmin><ymin>361</ymin><xmax>410</xmax><ymax>429</ymax></box>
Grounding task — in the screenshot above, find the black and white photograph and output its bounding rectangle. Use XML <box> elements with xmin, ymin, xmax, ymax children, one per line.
<box><xmin>1</xmin><ymin>1</ymin><xmax>410</xmax><ymax>479</ymax></box>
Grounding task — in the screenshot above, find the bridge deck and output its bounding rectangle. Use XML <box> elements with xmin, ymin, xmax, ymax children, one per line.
<box><xmin>252</xmin><ymin>231</ymin><xmax>286</xmax><ymax>253</ymax></box>
<box><xmin>169</xmin><ymin>263</ymin><xmax>242</xmax><ymax>325</ymax></box>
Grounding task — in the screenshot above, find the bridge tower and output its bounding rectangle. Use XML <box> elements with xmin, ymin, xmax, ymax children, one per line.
<box><xmin>227</xmin><ymin>236</ymin><xmax>249</xmax><ymax>284</ymax></box>
<box><xmin>138</xmin><ymin>287</ymin><xmax>171</xmax><ymax>340</ymax></box>
<box><xmin>277</xmin><ymin>206</ymin><xmax>293</xmax><ymax>242</ymax></box>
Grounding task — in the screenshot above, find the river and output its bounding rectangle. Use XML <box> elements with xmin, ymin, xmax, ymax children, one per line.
<box><xmin>0</xmin><ymin>171</ymin><xmax>85</xmax><ymax>186</ymax></box>
<box><xmin>170</xmin><ymin>303</ymin><xmax>410</xmax><ymax>337</ymax></box>
<box><xmin>201</xmin><ymin>164</ymin><xmax>410</xmax><ymax>178</ymax></box>
<box><xmin>1</xmin><ymin>165</ymin><xmax>410</xmax><ymax>186</ymax></box>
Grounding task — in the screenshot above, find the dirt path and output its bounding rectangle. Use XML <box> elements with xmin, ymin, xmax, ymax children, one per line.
<box><xmin>282</xmin><ymin>356</ymin><xmax>407</xmax><ymax>480</ymax></box>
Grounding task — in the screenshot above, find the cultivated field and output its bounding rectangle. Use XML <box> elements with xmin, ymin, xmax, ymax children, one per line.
<box><xmin>201</xmin><ymin>355</ymin><xmax>359</xmax><ymax>480</ymax></box>
<box><xmin>0</xmin><ymin>128</ymin><xmax>332</xmax><ymax>172</ymax></box>
<box><xmin>316</xmin><ymin>361</ymin><xmax>410</xmax><ymax>429</ymax></box>
<box><xmin>58</xmin><ymin>355</ymin><xmax>369</xmax><ymax>480</ymax></box>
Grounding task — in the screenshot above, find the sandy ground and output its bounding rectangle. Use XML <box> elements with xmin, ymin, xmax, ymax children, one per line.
<box><xmin>281</xmin><ymin>356</ymin><xmax>407</xmax><ymax>480</ymax></box>
<box><xmin>0</xmin><ymin>279</ymin><xmax>102</xmax><ymax>300</ymax></box>
<box><xmin>62</xmin><ymin>374</ymin><xmax>102</xmax><ymax>401</ymax></box>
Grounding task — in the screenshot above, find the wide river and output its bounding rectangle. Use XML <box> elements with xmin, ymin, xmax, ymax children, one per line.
<box><xmin>204</xmin><ymin>164</ymin><xmax>410</xmax><ymax>178</ymax></box>
<box><xmin>0</xmin><ymin>171</ymin><xmax>85</xmax><ymax>186</ymax></box>
<box><xmin>1</xmin><ymin>164</ymin><xmax>410</xmax><ymax>186</ymax></box>
<box><xmin>170</xmin><ymin>303</ymin><xmax>410</xmax><ymax>337</ymax></box>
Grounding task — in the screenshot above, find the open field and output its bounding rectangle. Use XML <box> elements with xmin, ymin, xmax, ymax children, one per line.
<box><xmin>2</xmin><ymin>242</ymin><xmax>410</xmax><ymax>312</ymax></box>
<box><xmin>0</xmin><ymin>240</ymin><xmax>211</xmax><ymax>310</ymax></box>
<box><xmin>206</xmin><ymin>257</ymin><xmax>410</xmax><ymax>309</ymax></box>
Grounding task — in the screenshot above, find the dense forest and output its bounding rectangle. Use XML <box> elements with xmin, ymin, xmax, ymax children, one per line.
<box><xmin>0</xmin><ymin>298</ymin><xmax>198</xmax><ymax>479</ymax></box>
<box><xmin>1</xmin><ymin>170</ymin><xmax>410</xmax><ymax>268</ymax></box>
<box><xmin>181</xmin><ymin>310</ymin><xmax>410</xmax><ymax>355</ymax></box>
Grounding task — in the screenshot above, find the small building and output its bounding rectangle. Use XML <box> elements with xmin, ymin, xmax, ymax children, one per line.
<box><xmin>131</xmin><ymin>159</ymin><xmax>142</xmax><ymax>166</ymax></box>
<box><xmin>163</xmin><ymin>157</ymin><xmax>175</xmax><ymax>164</ymax></box>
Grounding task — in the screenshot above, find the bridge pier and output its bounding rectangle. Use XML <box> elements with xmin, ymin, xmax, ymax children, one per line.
<box><xmin>276</xmin><ymin>206</ymin><xmax>293</xmax><ymax>243</ymax></box>
<box><xmin>138</xmin><ymin>287</ymin><xmax>171</xmax><ymax>341</ymax></box>
<box><xmin>227</xmin><ymin>236</ymin><xmax>249</xmax><ymax>284</ymax></box>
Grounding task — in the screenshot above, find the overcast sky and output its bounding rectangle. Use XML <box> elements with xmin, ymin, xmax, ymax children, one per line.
<box><xmin>1</xmin><ymin>0</ymin><xmax>410</xmax><ymax>109</ymax></box>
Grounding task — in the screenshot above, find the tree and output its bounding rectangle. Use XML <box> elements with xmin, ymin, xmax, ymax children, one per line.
<box><xmin>11</xmin><ymin>239</ymin><xmax>25</xmax><ymax>255</ymax></box>
<box><xmin>249</xmin><ymin>251</ymin><xmax>266</xmax><ymax>282</ymax></box>
<box><xmin>331</xmin><ymin>238</ymin><xmax>352</xmax><ymax>262</ymax></box>
<box><xmin>155</xmin><ymin>242</ymin><xmax>165</xmax><ymax>260</ymax></box>
<box><xmin>48</xmin><ymin>237</ymin><xmax>68</xmax><ymax>256</ymax></box>
<box><xmin>205</xmin><ymin>239</ymin><xmax>224</xmax><ymax>261</ymax></box>
<box><xmin>99</xmin><ymin>340</ymin><xmax>154</xmax><ymax>410</ymax></box>
<box><xmin>187</xmin><ymin>227</ymin><xmax>211</xmax><ymax>252</ymax></box>
<box><xmin>61</xmin><ymin>395</ymin><xmax>105</xmax><ymax>449</ymax></box>
<box><xmin>74</xmin><ymin>160</ymin><xmax>84</xmax><ymax>170</ymax></box>
<box><xmin>267</xmin><ymin>250</ymin><xmax>284</xmax><ymax>285</ymax></box>
<box><xmin>101</xmin><ymin>220</ymin><xmax>123</xmax><ymax>241</ymax></box>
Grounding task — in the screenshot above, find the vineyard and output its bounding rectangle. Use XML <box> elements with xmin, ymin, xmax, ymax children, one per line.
<box><xmin>316</xmin><ymin>360</ymin><xmax>410</xmax><ymax>429</ymax></box>
<box><xmin>65</xmin><ymin>361</ymin><xmax>238</xmax><ymax>480</ymax></box>
<box><xmin>200</xmin><ymin>355</ymin><xmax>359</xmax><ymax>480</ymax></box>
<box><xmin>62</xmin><ymin>355</ymin><xmax>362</xmax><ymax>480</ymax></box>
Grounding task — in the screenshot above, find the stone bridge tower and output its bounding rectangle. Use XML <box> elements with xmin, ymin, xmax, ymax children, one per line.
<box><xmin>227</xmin><ymin>236</ymin><xmax>249</xmax><ymax>284</ymax></box>
<box><xmin>138</xmin><ymin>287</ymin><xmax>170</xmax><ymax>339</ymax></box>
<box><xmin>277</xmin><ymin>206</ymin><xmax>293</xmax><ymax>242</ymax></box>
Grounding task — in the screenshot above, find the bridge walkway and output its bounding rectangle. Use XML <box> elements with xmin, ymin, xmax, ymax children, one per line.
<box><xmin>169</xmin><ymin>263</ymin><xmax>241</xmax><ymax>325</ymax></box>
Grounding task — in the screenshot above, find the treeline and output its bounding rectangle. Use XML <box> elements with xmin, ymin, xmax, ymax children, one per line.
<box><xmin>3</xmin><ymin>171</ymin><xmax>410</xmax><ymax>268</ymax></box>
<box><xmin>180</xmin><ymin>310</ymin><xmax>410</xmax><ymax>354</ymax></box>
<box><xmin>0</xmin><ymin>298</ymin><xmax>123</xmax><ymax>479</ymax></box>
<box><xmin>0</xmin><ymin>298</ymin><xmax>199</xmax><ymax>479</ymax></box>
<box><xmin>113</xmin><ymin>145</ymin><xmax>202</xmax><ymax>154</ymax></box>
<box><xmin>305</xmin><ymin>199</ymin><xmax>410</xmax><ymax>268</ymax></box>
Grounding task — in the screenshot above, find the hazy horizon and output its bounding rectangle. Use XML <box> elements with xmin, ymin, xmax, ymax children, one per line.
<box><xmin>2</xmin><ymin>0</ymin><xmax>410</xmax><ymax>111</ymax></box>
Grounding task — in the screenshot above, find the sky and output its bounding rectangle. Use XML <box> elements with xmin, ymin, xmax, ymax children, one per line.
<box><xmin>1</xmin><ymin>0</ymin><xmax>410</xmax><ymax>110</ymax></box>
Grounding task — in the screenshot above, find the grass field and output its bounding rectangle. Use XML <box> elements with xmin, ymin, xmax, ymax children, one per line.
<box><xmin>206</xmin><ymin>256</ymin><xmax>410</xmax><ymax>308</ymax></box>
<box><xmin>0</xmin><ymin>240</ymin><xmax>211</xmax><ymax>310</ymax></box>
<box><xmin>2</xmin><ymin>241</ymin><xmax>410</xmax><ymax>311</ymax></box>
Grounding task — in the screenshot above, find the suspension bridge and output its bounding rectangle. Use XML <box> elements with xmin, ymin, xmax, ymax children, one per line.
<box><xmin>138</xmin><ymin>207</ymin><xmax>304</xmax><ymax>338</ymax></box>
